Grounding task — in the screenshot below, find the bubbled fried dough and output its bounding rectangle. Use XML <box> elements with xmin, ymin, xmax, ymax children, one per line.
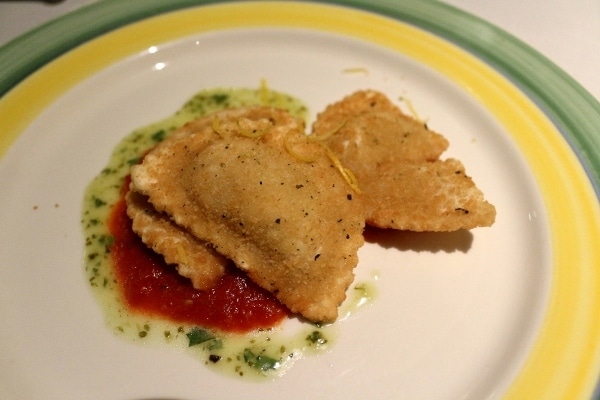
<box><xmin>311</xmin><ymin>90</ymin><xmax>495</xmax><ymax>231</ymax></box>
<box><xmin>363</xmin><ymin>159</ymin><xmax>496</xmax><ymax>231</ymax></box>
<box><xmin>126</xmin><ymin>190</ymin><xmax>229</xmax><ymax>290</ymax></box>
<box><xmin>311</xmin><ymin>90</ymin><xmax>449</xmax><ymax>164</ymax></box>
<box><xmin>129</xmin><ymin>106</ymin><xmax>365</xmax><ymax>323</ymax></box>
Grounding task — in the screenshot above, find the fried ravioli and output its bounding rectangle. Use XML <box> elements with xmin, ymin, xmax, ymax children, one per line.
<box><xmin>126</xmin><ymin>190</ymin><xmax>229</xmax><ymax>290</ymax></box>
<box><xmin>360</xmin><ymin>159</ymin><xmax>496</xmax><ymax>231</ymax></box>
<box><xmin>311</xmin><ymin>90</ymin><xmax>496</xmax><ymax>231</ymax></box>
<box><xmin>129</xmin><ymin>107</ymin><xmax>365</xmax><ymax>323</ymax></box>
<box><xmin>312</xmin><ymin>90</ymin><xmax>449</xmax><ymax>164</ymax></box>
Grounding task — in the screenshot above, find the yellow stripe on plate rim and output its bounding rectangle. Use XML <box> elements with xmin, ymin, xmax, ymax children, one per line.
<box><xmin>1</xmin><ymin>2</ymin><xmax>599</xmax><ymax>398</ymax></box>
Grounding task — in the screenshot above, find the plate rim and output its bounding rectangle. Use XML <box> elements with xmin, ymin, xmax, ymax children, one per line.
<box><xmin>1</xmin><ymin>0</ymin><xmax>600</xmax><ymax>195</ymax></box>
<box><xmin>0</xmin><ymin>0</ymin><xmax>598</xmax><ymax>400</ymax></box>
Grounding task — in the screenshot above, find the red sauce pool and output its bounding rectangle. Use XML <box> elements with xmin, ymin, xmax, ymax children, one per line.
<box><xmin>107</xmin><ymin>179</ymin><xmax>289</xmax><ymax>333</ymax></box>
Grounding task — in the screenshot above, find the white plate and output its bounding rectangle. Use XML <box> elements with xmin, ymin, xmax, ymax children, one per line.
<box><xmin>1</xmin><ymin>2</ymin><xmax>598</xmax><ymax>399</ymax></box>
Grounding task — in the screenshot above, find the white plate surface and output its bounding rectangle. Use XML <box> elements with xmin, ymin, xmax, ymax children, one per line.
<box><xmin>0</xmin><ymin>26</ymin><xmax>550</xmax><ymax>400</ymax></box>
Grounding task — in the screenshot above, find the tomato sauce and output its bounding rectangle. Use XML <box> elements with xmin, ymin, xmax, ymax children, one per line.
<box><xmin>107</xmin><ymin>179</ymin><xmax>289</xmax><ymax>333</ymax></box>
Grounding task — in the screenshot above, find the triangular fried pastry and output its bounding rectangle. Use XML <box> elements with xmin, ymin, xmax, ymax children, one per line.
<box><xmin>362</xmin><ymin>159</ymin><xmax>496</xmax><ymax>231</ymax></box>
<box><xmin>130</xmin><ymin>107</ymin><xmax>365</xmax><ymax>323</ymax></box>
<box><xmin>311</xmin><ymin>90</ymin><xmax>449</xmax><ymax>164</ymax></box>
<box><xmin>312</xmin><ymin>90</ymin><xmax>495</xmax><ymax>231</ymax></box>
<box><xmin>126</xmin><ymin>190</ymin><xmax>229</xmax><ymax>290</ymax></box>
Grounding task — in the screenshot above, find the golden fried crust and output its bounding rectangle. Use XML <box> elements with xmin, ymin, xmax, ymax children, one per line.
<box><xmin>130</xmin><ymin>106</ymin><xmax>365</xmax><ymax>323</ymax></box>
<box><xmin>363</xmin><ymin>159</ymin><xmax>496</xmax><ymax>231</ymax></box>
<box><xmin>125</xmin><ymin>190</ymin><xmax>229</xmax><ymax>290</ymax></box>
<box><xmin>311</xmin><ymin>90</ymin><xmax>495</xmax><ymax>231</ymax></box>
<box><xmin>311</xmin><ymin>90</ymin><xmax>449</xmax><ymax>165</ymax></box>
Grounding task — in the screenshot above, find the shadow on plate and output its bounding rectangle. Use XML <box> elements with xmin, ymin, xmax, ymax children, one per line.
<box><xmin>363</xmin><ymin>225</ymin><xmax>474</xmax><ymax>253</ymax></box>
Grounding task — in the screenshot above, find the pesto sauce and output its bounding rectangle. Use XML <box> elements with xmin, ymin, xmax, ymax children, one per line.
<box><xmin>81</xmin><ymin>86</ymin><xmax>374</xmax><ymax>379</ymax></box>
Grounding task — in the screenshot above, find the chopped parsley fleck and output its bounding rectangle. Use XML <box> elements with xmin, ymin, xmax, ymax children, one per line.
<box><xmin>127</xmin><ymin>157</ymin><xmax>141</xmax><ymax>166</ymax></box>
<box><xmin>92</xmin><ymin>196</ymin><xmax>106</xmax><ymax>208</ymax></box>
<box><xmin>151</xmin><ymin>129</ymin><xmax>167</xmax><ymax>142</ymax></box>
<box><xmin>306</xmin><ymin>330</ymin><xmax>327</xmax><ymax>346</ymax></box>
<box><xmin>208</xmin><ymin>339</ymin><xmax>223</xmax><ymax>350</ymax></box>
<box><xmin>211</xmin><ymin>93</ymin><xmax>229</xmax><ymax>104</ymax></box>
<box><xmin>243</xmin><ymin>349</ymin><xmax>280</xmax><ymax>371</ymax></box>
<box><xmin>98</xmin><ymin>235</ymin><xmax>115</xmax><ymax>252</ymax></box>
<box><xmin>186</xmin><ymin>327</ymin><xmax>216</xmax><ymax>347</ymax></box>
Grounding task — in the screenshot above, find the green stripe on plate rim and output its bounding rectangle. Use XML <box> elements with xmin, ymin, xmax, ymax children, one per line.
<box><xmin>1</xmin><ymin>0</ymin><xmax>599</xmax><ymax>397</ymax></box>
<box><xmin>1</xmin><ymin>0</ymin><xmax>599</xmax><ymax>196</ymax></box>
<box><xmin>330</xmin><ymin>0</ymin><xmax>600</xmax><ymax>197</ymax></box>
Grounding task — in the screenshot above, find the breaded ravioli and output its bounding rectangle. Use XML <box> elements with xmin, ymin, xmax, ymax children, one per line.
<box><xmin>311</xmin><ymin>90</ymin><xmax>495</xmax><ymax>231</ymax></box>
<box><xmin>125</xmin><ymin>190</ymin><xmax>229</xmax><ymax>290</ymax></box>
<box><xmin>130</xmin><ymin>107</ymin><xmax>365</xmax><ymax>323</ymax></box>
<box><xmin>312</xmin><ymin>90</ymin><xmax>449</xmax><ymax>163</ymax></box>
<box><xmin>361</xmin><ymin>159</ymin><xmax>496</xmax><ymax>231</ymax></box>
